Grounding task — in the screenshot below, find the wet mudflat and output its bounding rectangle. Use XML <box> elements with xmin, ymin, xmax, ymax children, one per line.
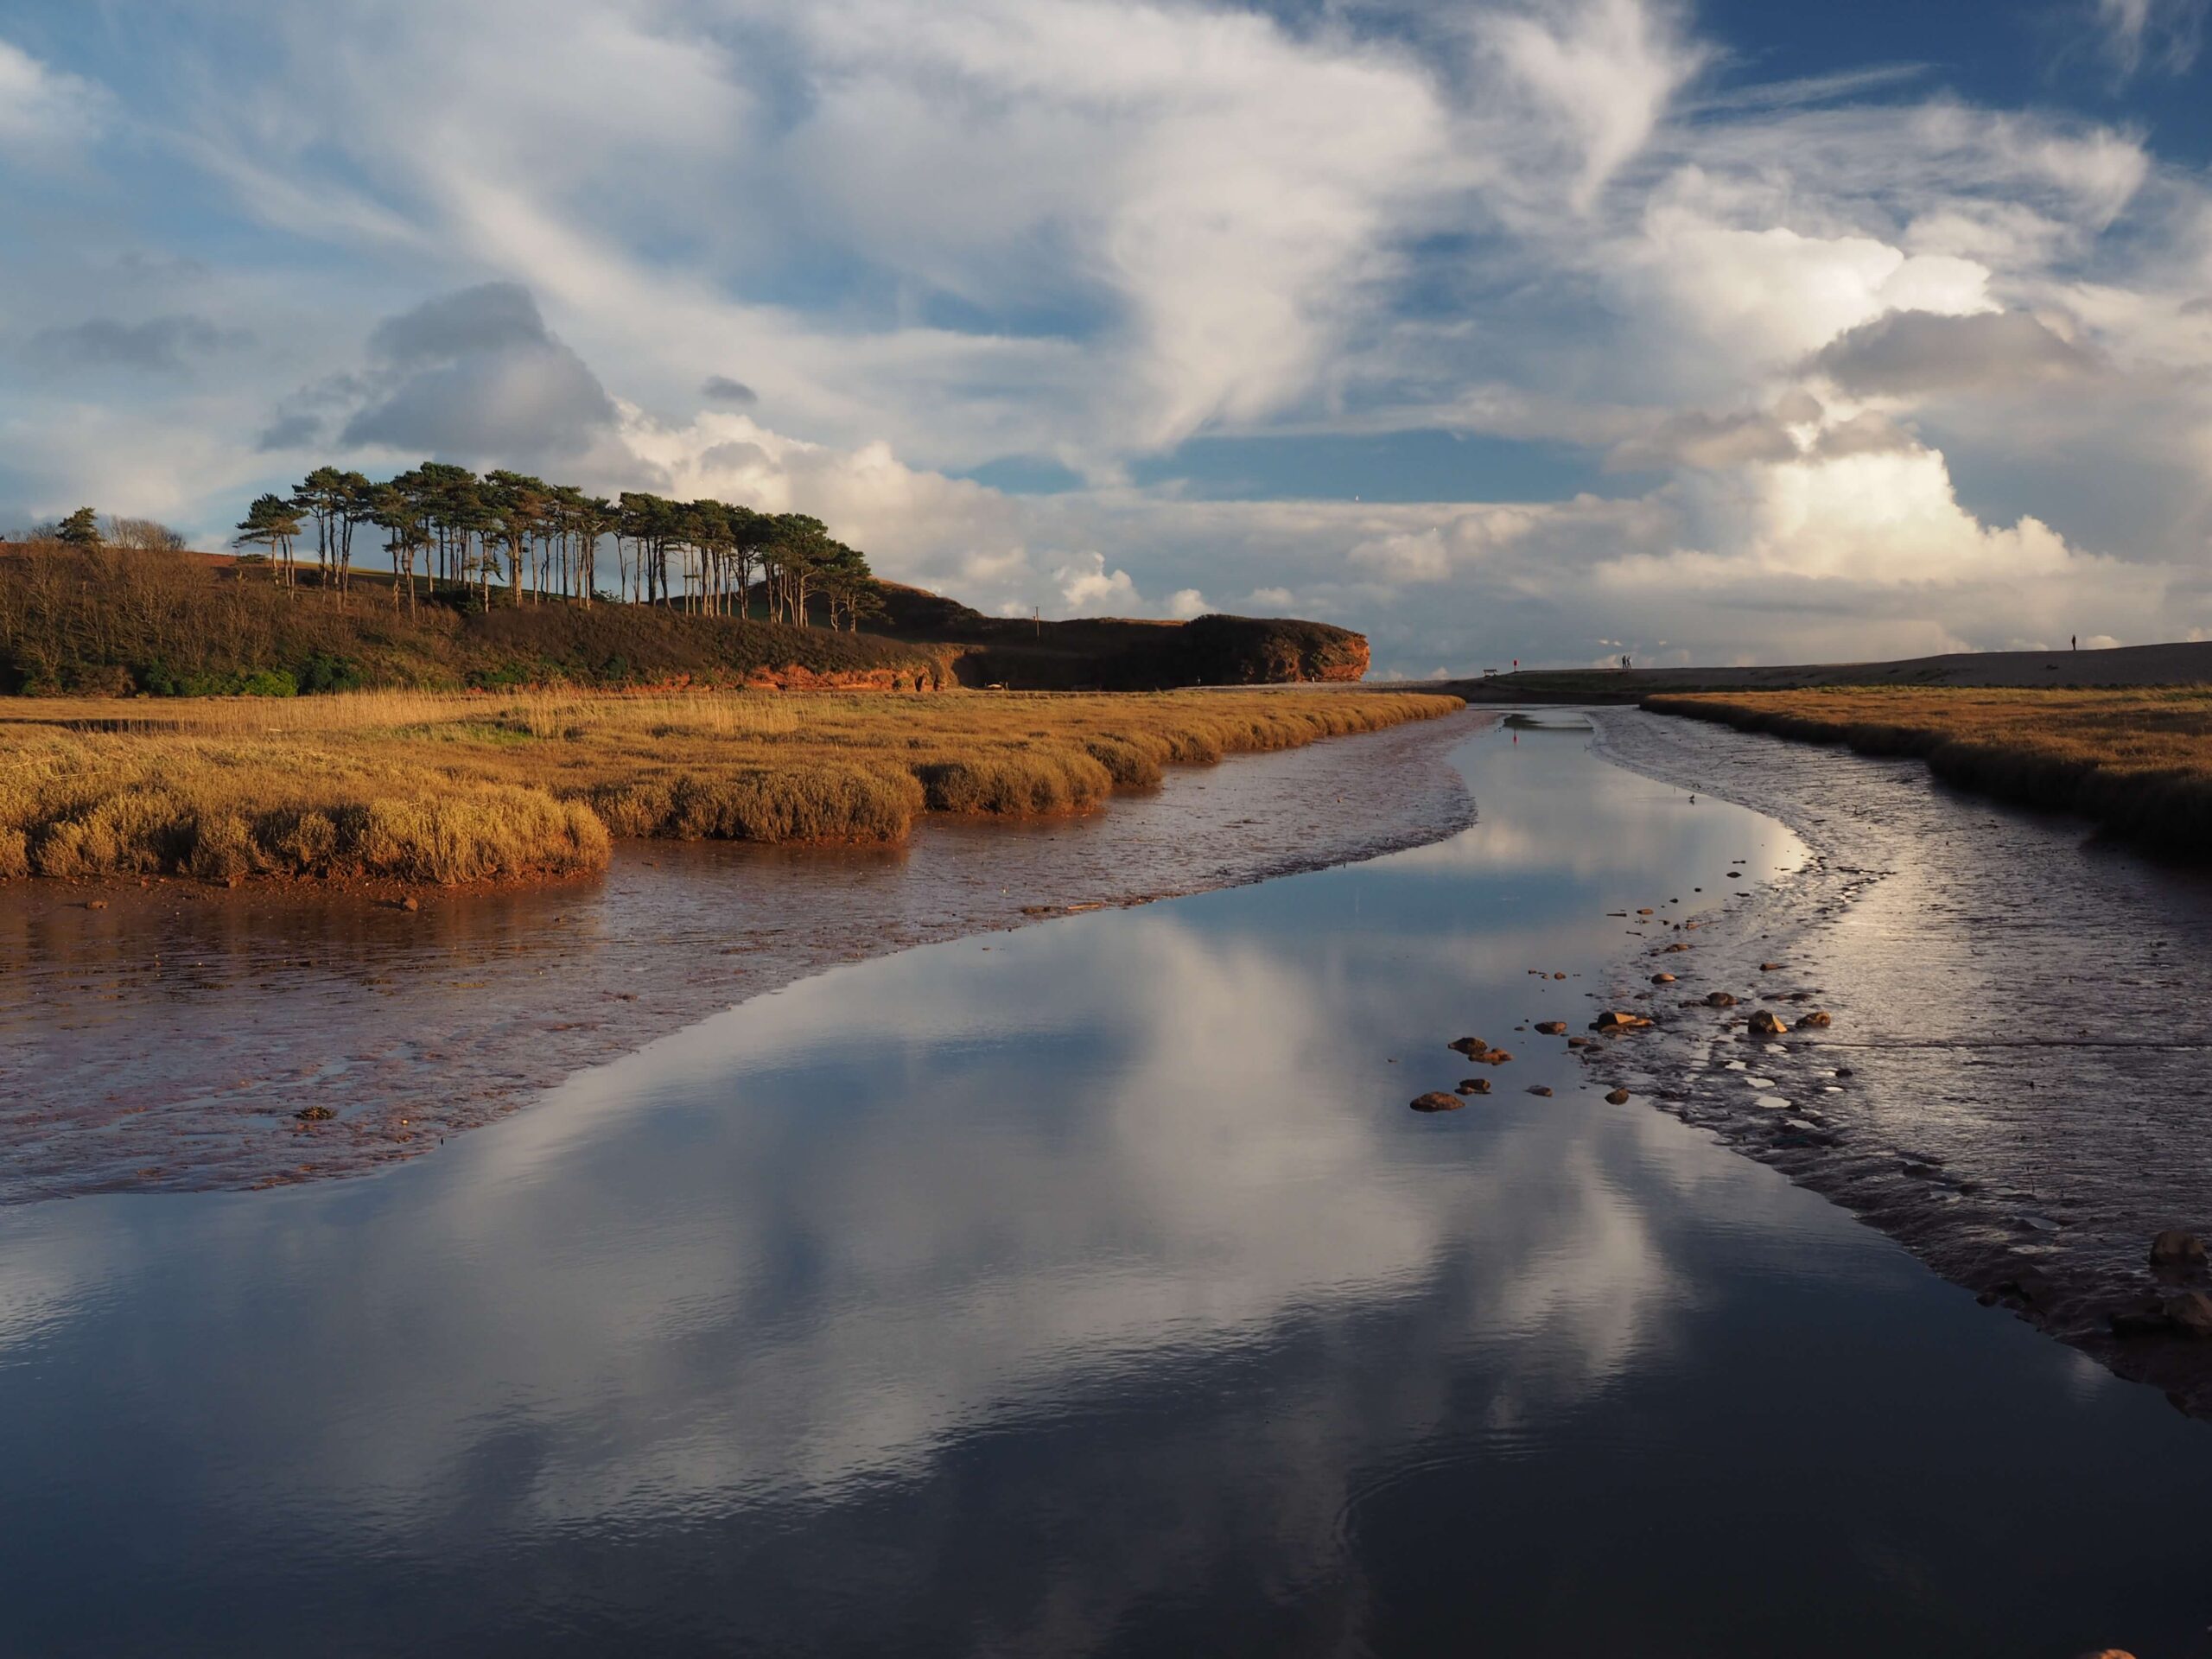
<box><xmin>0</xmin><ymin>711</ymin><xmax>1472</xmax><ymax>1200</ymax></box>
<box><xmin>3</xmin><ymin>721</ymin><xmax>2210</xmax><ymax>1657</ymax></box>
<box><xmin>1593</xmin><ymin>709</ymin><xmax>2212</xmax><ymax>1415</ymax></box>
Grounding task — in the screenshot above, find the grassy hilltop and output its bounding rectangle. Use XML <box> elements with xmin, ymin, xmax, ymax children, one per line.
<box><xmin>0</xmin><ymin>543</ymin><xmax>1368</xmax><ymax>697</ymax></box>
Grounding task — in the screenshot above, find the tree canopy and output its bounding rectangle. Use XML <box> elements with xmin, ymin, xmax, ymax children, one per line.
<box><xmin>254</xmin><ymin>464</ymin><xmax>880</xmax><ymax>627</ymax></box>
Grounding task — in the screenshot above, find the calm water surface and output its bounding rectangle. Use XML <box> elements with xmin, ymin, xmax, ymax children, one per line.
<box><xmin>5</xmin><ymin>722</ymin><xmax>2210</xmax><ymax>1657</ymax></box>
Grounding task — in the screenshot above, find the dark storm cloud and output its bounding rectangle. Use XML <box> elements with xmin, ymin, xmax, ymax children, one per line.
<box><xmin>702</xmin><ymin>374</ymin><xmax>759</xmax><ymax>405</ymax></box>
<box><xmin>365</xmin><ymin>282</ymin><xmax>552</xmax><ymax>367</ymax></box>
<box><xmin>256</xmin><ymin>411</ymin><xmax>324</xmax><ymax>452</ymax></box>
<box><xmin>26</xmin><ymin>314</ymin><xmax>248</xmax><ymax>373</ymax></box>
<box><xmin>337</xmin><ymin>283</ymin><xmax>617</xmax><ymax>461</ymax></box>
<box><xmin>1809</xmin><ymin>309</ymin><xmax>2098</xmax><ymax>397</ymax></box>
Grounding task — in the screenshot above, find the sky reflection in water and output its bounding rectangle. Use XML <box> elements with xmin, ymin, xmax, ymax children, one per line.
<box><xmin>4</xmin><ymin>723</ymin><xmax>2210</xmax><ymax>1658</ymax></box>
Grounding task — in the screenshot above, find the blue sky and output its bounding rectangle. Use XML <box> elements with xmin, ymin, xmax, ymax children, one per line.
<box><xmin>2</xmin><ymin>0</ymin><xmax>2209</xmax><ymax>673</ymax></box>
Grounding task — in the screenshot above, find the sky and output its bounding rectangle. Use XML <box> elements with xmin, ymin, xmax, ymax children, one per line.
<box><xmin>2</xmin><ymin>0</ymin><xmax>2209</xmax><ymax>675</ymax></box>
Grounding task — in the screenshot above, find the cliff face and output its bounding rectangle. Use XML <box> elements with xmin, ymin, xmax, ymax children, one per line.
<box><xmin>871</xmin><ymin>586</ymin><xmax>1369</xmax><ymax>689</ymax></box>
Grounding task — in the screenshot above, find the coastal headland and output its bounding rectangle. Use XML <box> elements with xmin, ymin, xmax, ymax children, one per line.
<box><xmin>0</xmin><ymin>534</ymin><xmax>1428</xmax><ymax>890</ymax></box>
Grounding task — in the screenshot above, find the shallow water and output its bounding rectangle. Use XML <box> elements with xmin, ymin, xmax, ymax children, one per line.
<box><xmin>3</xmin><ymin>721</ymin><xmax>2210</xmax><ymax>1656</ymax></box>
<box><xmin>0</xmin><ymin>709</ymin><xmax>1471</xmax><ymax>1199</ymax></box>
<box><xmin>1592</xmin><ymin>708</ymin><xmax>2212</xmax><ymax>1414</ymax></box>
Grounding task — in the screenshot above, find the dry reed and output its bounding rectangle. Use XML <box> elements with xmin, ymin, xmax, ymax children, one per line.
<box><xmin>1647</xmin><ymin>686</ymin><xmax>2212</xmax><ymax>856</ymax></box>
<box><xmin>0</xmin><ymin>687</ymin><xmax>1459</xmax><ymax>886</ymax></box>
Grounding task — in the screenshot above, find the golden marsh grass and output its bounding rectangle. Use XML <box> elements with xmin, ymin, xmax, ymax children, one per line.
<box><xmin>1647</xmin><ymin>686</ymin><xmax>2212</xmax><ymax>855</ymax></box>
<box><xmin>0</xmin><ymin>687</ymin><xmax>1460</xmax><ymax>885</ymax></box>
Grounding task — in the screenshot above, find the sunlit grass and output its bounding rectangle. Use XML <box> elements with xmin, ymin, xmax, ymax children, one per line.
<box><xmin>1649</xmin><ymin>686</ymin><xmax>2212</xmax><ymax>854</ymax></box>
<box><xmin>0</xmin><ymin>687</ymin><xmax>1460</xmax><ymax>885</ymax></box>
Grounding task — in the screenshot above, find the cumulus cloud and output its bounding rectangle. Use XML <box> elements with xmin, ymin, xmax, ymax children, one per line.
<box><xmin>5</xmin><ymin>0</ymin><xmax>2212</xmax><ymax>666</ymax></box>
<box><xmin>1349</xmin><ymin>527</ymin><xmax>1451</xmax><ymax>583</ymax></box>
<box><xmin>1054</xmin><ymin>553</ymin><xmax>1141</xmax><ymax>613</ymax></box>
<box><xmin>334</xmin><ymin>283</ymin><xmax>617</xmax><ymax>462</ymax></box>
<box><xmin>0</xmin><ymin>40</ymin><xmax>105</xmax><ymax>160</ymax></box>
<box><xmin>1810</xmin><ymin>309</ymin><xmax>2100</xmax><ymax>397</ymax></box>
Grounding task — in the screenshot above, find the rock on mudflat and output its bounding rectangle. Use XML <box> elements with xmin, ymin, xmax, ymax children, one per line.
<box><xmin>1591</xmin><ymin>1011</ymin><xmax>1652</xmax><ymax>1032</ymax></box>
<box><xmin>1795</xmin><ymin>1010</ymin><xmax>1833</xmax><ymax>1029</ymax></box>
<box><xmin>2171</xmin><ymin>1292</ymin><xmax>2212</xmax><ymax>1339</ymax></box>
<box><xmin>1651</xmin><ymin>972</ymin><xmax>1675</xmax><ymax>984</ymax></box>
<box><xmin>1759</xmin><ymin>962</ymin><xmax>1785</xmax><ymax>972</ymax></box>
<box><xmin>295</xmin><ymin>1105</ymin><xmax>336</xmax><ymax>1122</ymax></box>
<box><xmin>1457</xmin><ymin>1077</ymin><xmax>1492</xmax><ymax>1096</ymax></box>
<box><xmin>2152</xmin><ymin>1230</ymin><xmax>2209</xmax><ymax>1272</ymax></box>
<box><xmin>1449</xmin><ymin>1036</ymin><xmax>1491</xmax><ymax>1058</ymax></box>
<box><xmin>1535</xmin><ymin>1021</ymin><xmax>1567</xmax><ymax>1036</ymax></box>
<box><xmin>1605</xmin><ymin>1088</ymin><xmax>1631</xmax><ymax>1104</ymax></box>
<box><xmin>1747</xmin><ymin>1009</ymin><xmax>1787</xmax><ymax>1036</ymax></box>
<box><xmin>1527</xmin><ymin>1085</ymin><xmax>1554</xmax><ymax>1097</ymax></box>
<box><xmin>1410</xmin><ymin>1092</ymin><xmax>1465</xmax><ymax>1114</ymax></box>
<box><xmin>1705</xmin><ymin>991</ymin><xmax>1737</xmax><ymax>1008</ymax></box>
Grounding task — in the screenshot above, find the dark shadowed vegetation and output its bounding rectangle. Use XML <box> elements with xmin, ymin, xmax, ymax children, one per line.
<box><xmin>0</xmin><ymin>542</ymin><xmax>953</xmax><ymax>697</ymax></box>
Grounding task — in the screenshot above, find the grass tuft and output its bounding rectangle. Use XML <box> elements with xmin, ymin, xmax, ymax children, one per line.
<box><xmin>1647</xmin><ymin>686</ymin><xmax>2212</xmax><ymax>858</ymax></box>
<box><xmin>0</xmin><ymin>687</ymin><xmax>1459</xmax><ymax>886</ymax></box>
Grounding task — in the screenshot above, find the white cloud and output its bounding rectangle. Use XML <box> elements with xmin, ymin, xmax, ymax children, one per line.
<box><xmin>1479</xmin><ymin>0</ymin><xmax>1705</xmax><ymax>210</ymax></box>
<box><xmin>1055</xmin><ymin>551</ymin><xmax>1141</xmax><ymax>614</ymax></box>
<box><xmin>0</xmin><ymin>40</ymin><xmax>106</xmax><ymax>159</ymax></box>
<box><xmin>5</xmin><ymin>0</ymin><xmax>2212</xmax><ymax>669</ymax></box>
<box><xmin>1349</xmin><ymin>526</ymin><xmax>1451</xmax><ymax>583</ymax></box>
<box><xmin>2092</xmin><ymin>0</ymin><xmax>2207</xmax><ymax>78</ymax></box>
<box><xmin>1164</xmin><ymin>587</ymin><xmax>1208</xmax><ymax>620</ymax></box>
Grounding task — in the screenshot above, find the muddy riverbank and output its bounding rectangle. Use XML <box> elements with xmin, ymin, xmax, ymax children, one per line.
<box><xmin>0</xmin><ymin>711</ymin><xmax>1478</xmax><ymax>1201</ymax></box>
<box><xmin>1584</xmin><ymin>707</ymin><xmax>2212</xmax><ymax>1417</ymax></box>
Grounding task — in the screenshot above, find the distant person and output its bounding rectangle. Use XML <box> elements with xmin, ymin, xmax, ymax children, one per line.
<box><xmin>2072</xmin><ymin>634</ymin><xmax>2077</xmax><ymax>650</ymax></box>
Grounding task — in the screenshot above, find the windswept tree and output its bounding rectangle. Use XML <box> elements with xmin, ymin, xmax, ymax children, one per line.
<box><xmin>234</xmin><ymin>493</ymin><xmax>305</xmax><ymax>587</ymax></box>
<box><xmin>485</xmin><ymin>470</ymin><xmax>550</xmax><ymax>608</ymax></box>
<box><xmin>55</xmin><ymin>507</ymin><xmax>101</xmax><ymax>547</ymax></box>
<box><xmin>291</xmin><ymin>466</ymin><xmax>373</xmax><ymax>601</ymax></box>
<box><xmin>817</xmin><ymin>539</ymin><xmax>884</xmax><ymax>632</ymax></box>
<box><xmin>230</xmin><ymin>462</ymin><xmax>882</xmax><ymax>627</ymax></box>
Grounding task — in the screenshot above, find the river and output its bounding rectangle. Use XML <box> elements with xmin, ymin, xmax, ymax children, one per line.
<box><xmin>3</xmin><ymin>715</ymin><xmax>2209</xmax><ymax>1656</ymax></box>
